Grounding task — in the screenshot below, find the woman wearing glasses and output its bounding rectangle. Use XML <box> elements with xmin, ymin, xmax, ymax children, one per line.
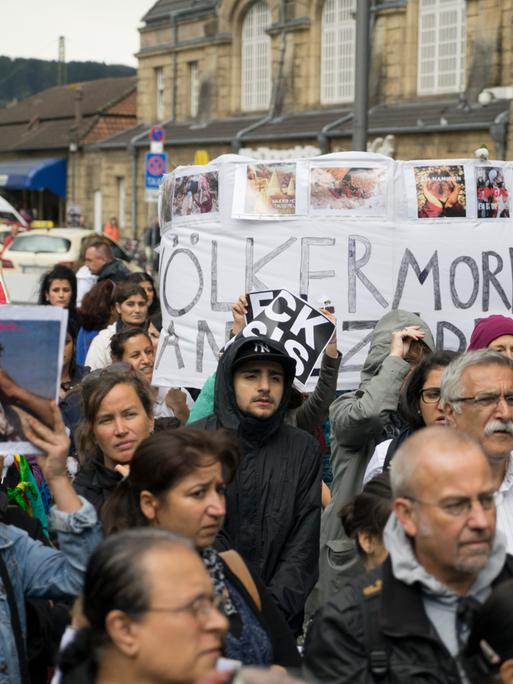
<box><xmin>101</xmin><ymin>429</ymin><xmax>301</xmax><ymax>668</ymax></box>
<box><xmin>58</xmin><ymin>529</ymin><xmax>229</xmax><ymax>684</ymax></box>
<box><xmin>73</xmin><ymin>369</ymin><xmax>154</xmax><ymax>513</ymax></box>
<box><xmin>364</xmin><ymin>350</ymin><xmax>458</xmax><ymax>485</ymax></box>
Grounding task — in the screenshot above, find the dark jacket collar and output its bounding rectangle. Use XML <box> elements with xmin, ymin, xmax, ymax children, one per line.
<box><xmin>379</xmin><ymin>557</ymin><xmax>444</xmax><ymax>641</ymax></box>
<box><xmin>378</xmin><ymin>554</ymin><xmax>513</xmax><ymax>639</ymax></box>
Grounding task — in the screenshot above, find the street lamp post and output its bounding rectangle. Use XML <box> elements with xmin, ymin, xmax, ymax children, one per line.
<box><xmin>352</xmin><ymin>0</ymin><xmax>371</xmax><ymax>151</ymax></box>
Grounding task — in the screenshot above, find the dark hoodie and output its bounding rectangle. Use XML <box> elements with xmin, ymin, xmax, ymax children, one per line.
<box><xmin>191</xmin><ymin>334</ymin><xmax>322</xmax><ymax>634</ymax></box>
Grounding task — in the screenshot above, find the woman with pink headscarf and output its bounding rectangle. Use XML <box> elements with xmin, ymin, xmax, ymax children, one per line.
<box><xmin>468</xmin><ymin>314</ymin><xmax>513</xmax><ymax>359</ymax></box>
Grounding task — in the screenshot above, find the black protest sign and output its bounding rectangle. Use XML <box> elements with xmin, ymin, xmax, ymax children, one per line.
<box><xmin>241</xmin><ymin>289</ymin><xmax>335</xmax><ymax>386</ymax></box>
<box><xmin>245</xmin><ymin>290</ymin><xmax>281</xmax><ymax>323</ymax></box>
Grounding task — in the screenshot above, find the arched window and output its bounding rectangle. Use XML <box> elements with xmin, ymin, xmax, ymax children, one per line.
<box><xmin>320</xmin><ymin>0</ymin><xmax>355</xmax><ymax>105</ymax></box>
<box><xmin>418</xmin><ymin>0</ymin><xmax>466</xmax><ymax>95</ymax></box>
<box><xmin>241</xmin><ymin>2</ymin><xmax>272</xmax><ymax>112</ymax></box>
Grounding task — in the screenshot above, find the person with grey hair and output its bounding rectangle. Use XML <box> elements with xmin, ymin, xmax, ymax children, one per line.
<box><xmin>304</xmin><ymin>425</ymin><xmax>513</xmax><ymax>684</ymax></box>
<box><xmin>441</xmin><ymin>350</ymin><xmax>513</xmax><ymax>554</ymax></box>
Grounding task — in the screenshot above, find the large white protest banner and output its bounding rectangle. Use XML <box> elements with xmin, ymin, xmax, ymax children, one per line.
<box><xmin>153</xmin><ymin>152</ymin><xmax>513</xmax><ymax>391</ymax></box>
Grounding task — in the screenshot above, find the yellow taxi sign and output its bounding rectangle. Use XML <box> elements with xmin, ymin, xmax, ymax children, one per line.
<box><xmin>30</xmin><ymin>220</ymin><xmax>54</xmax><ymax>229</ymax></box>
<box><xmin>194</xmin><ymin>150</ymin><xmax>209</xmax><ymax>165</ymax></box>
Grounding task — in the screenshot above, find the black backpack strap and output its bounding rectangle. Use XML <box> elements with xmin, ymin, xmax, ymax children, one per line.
<box><xmin>353</xmin><ymin>572</ymin><xmax>390</xmax><ymax>682</ymax></box>
<box><xmin>382</xmin><ymin>439</ymin><xmax>397</xmax><ymax>472</ymax></box>
<box><xmin>0</xmin><ymin>550</ymin><xmax>30</xmax><ymax>683</ymax></box>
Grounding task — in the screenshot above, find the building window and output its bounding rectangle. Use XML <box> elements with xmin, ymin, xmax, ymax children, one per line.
<box><xmin>320</xmin><ymin>0</ymin><xmax>355</xmax><ymax>105</ymax></box>
<box><xmin>418</xmin><ymin>0</ymin><xmax>466</xmax><ymax>95</ymax></box>
<box><xmin>241</xmin><ymin>2</ymin><xmax>272</xmax><ymax>112</ymax></box>
<box><xmin>189</xmin><ymin>62</ymin><xmax>199</xmax><ymax>118</ymax></box>
<box><xmin>155</xmin><ymin>67</ymin><xmax>165</xmax><ymax>121</ymax></box>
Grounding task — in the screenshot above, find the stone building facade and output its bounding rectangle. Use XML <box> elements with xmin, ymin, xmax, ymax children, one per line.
<box><xmin>4</xmin><ymin>0</ymin><xmax>512</xmax><ymax>236</ymax></box>
<box><xmin>90</xmin><ymin>0</ymin><xmax>513</xmax><ymax>237</ymax></box>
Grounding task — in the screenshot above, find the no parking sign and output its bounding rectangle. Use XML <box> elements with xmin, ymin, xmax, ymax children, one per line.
<box><xmin>145</xmin><ymin>152</ymin><xmax>168</xmax><ymax>189</ymax></box>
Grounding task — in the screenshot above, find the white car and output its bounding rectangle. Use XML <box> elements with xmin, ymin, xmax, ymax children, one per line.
<box><xmin>1</xmin><ymin>227</ymin><xmax>139</xmax><ymax>303</ymax></box>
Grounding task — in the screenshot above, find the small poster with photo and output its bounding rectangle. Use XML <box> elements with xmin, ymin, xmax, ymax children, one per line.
<box><xmin>413</xmin><ymin>165</ymin><xmax>467</xmax><ymax>218</ymax></box>
<box><xmin>243</xmin><ymin>163</ymin><xmax>297</xmax><ymax>216</ymax></box>
<box><xmin>476</xmin><ymin>166</ymin><xmax>510</xmax><ymax>218</ymax></box>
<box><xmin>0</xmin><ymin>306</ymin><xmax>67</xmax><ymax>455</ymax></box>
<box><xmin>171</xmin><ymin>171</ymin><xmax>220</xmax><ymax>219</ymax></box>
<box><xmin>309</xmin><ymin>165</ymin><xmax>388</xmax><ymax>216</ymax></box>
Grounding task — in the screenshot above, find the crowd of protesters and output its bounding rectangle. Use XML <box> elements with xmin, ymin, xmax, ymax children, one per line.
<box><xmin>1</xmin><ymin>244</ymin><xmax>513</xmax><ymax>684</ymax></box>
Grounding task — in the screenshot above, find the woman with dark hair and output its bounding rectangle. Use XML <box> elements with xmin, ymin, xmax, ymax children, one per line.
<box><xmin>110</xmin><ymin>329</ymin><xmax>191</xmax><ymax>424</ymax></box>
<box><xmin>85</xmin><ymin>283</ymin><xmax>149</xmax><ymax>370</ymax></box>
<box><xmin>72</xmin><ymin>369</ymin><xmax>154</xmax><ymax>513</ymax></box>
<box><xmin>59</xmin><ymin>529</ymin><xmax>228</xmax><ymax>684</ymax></box>
<box><xmin>462</xmin><ymin>580</ymin><xmax>513</xmax><ymax>683</ymax></box>
<box><xmin>101</xmin><ymin>429</ymin><xmax>301</xmax><ymax>668</ymax></box>
<box><xmin>38</xmin><ymin>265</ymin><xmax>80</xmax><ymax>334</ymax></box>
<box><xmin>147</xmin><ymin>310</ymin><xmax>162</xmax><ymax>351</ymax></box>
<box><xmin>339</xmin><ymin>472</ymin><xmax>392</xmax><ymax>570</ymax></box>
<box><xmin>76</xmin><ymin>280</ymin><xmax>116</xmax><ymax>365</ymax></box>
<box><xmin>363</xmin><ymin>350</ymin><xmax>459</xmax><ymax>484</ymax></box>
<box><xmin>128</xmin><ymin>272</ymin><xmax>160</xmax><ymax>316</ymax></box>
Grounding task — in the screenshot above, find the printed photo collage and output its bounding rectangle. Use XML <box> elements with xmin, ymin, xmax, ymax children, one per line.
<box><xmin>160</xmin><ymin>160</ymin><xmax>513</xmax><ymax>225</ymax></box>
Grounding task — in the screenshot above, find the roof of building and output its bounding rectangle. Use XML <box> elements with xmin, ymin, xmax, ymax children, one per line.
<box><xmin>0</xmin><ymin>77</ymin><xmax>136</xmax><ymax>125</ymax></box>
<box><xmin>0</xmin><ymin>77</ymin><xmax>137</xmax><ymax>152</ymax></box>
<box><xmin>142</xmin><ymin>0</ymin><xmax>217</xmax><ymax>24</ymax></box>
<box><xmin>95</xmin><ymin>97</ymin><xmax>508</xmax><ymax>150</ymax></box>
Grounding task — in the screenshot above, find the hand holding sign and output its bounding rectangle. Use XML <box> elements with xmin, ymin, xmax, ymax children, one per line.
<box><xmin>231</xmin><ymin>294</ymin><xmax>248</xmax><ymax>336</ymax></box>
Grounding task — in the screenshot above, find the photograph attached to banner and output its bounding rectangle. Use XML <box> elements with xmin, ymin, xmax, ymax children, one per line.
<box><xmin>413</xmin><ymin>165</ymin><xmax>467</xmax><ymax>218</ymax></box>
<box><xmin>309</xmin><ymin>165</ymin><xmax>388</xmax><ymax>216</ymax></box>
<box><xmin>0</xmin><ymin>306</ymin><xmax>67</xmax><ymax>455</ymax></box>
<box><xmin>237</xmin><ymin>289</ymin><xmax>336</xmax><ymax>387</ymax></box>
<box><xmin>476</xmin><ymin>166</ymin><xmax>510</xmax><ymax>218</ymax></box>
<box><xmin>171</xmin><ymin>171</ymin><xmax>220</xmax><ymax>219</ymax></box>
<box><xmin>241</xmin><ymin>163</ymin><xmax>298</xmax><ymax>217</ymax></box>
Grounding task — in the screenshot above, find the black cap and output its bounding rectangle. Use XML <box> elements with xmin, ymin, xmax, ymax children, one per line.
<box><xmin>232</xmin><ymin>339</ymin><xmax>296</xmax><ymax>377</ymax></box>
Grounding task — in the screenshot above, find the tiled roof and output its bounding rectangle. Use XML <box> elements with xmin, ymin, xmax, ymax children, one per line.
<box><xmin>0</xmin><ymin>78</ymin><xmax>137</xmax><ymax>152</ymax></box>
<box><xmin>0</xmin><ymin>77</ymin><xmax>136</xmax><ymax>125</ymax></box>
<box><xmin>142</xmin><ymin>0</ymin><xmax>216</xmax><ymax>24</ymax></box>
<box><xmin>83</xmin><ymin>116</ymin><xmax>138</xmax><ymax>145</ymax></box>
<box><xmin>329</xmin><ymin>99</ymin><xmax>509</xmax><ymax>136</ymax></box>
<box><xmin>96</xmin><ymin>98</ymin><xmax>507</xmax><ymax>150</ymax></box>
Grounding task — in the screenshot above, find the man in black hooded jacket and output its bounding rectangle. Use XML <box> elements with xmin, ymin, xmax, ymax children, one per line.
<box><xmin>191</xmin><ymin>334</ymin><xmax>322</xmax><ymax>634</ymax></box>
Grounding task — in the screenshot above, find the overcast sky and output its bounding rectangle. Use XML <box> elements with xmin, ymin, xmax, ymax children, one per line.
<box><xmin>1</xmin><ymin>0</ymin><xmax>157</xmax><ymax>66</ymax></box>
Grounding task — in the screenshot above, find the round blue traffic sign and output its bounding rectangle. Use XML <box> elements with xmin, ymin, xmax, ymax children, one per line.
<box><xmin>150</xmin><ymin>126</ymin><xmax>165</xmax><ymax>142</ymax></box>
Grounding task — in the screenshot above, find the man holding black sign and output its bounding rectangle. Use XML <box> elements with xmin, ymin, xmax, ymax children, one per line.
<box><xmin>190</xmin><ymin>334</ymin><xmax>322</xmax><ymax>635</ymax></box>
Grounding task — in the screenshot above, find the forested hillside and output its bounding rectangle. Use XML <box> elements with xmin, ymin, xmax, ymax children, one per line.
<box><xmin>0</xmin><ymin>57</ymin><xmax>135</xmax><ymax>107</ymax></box>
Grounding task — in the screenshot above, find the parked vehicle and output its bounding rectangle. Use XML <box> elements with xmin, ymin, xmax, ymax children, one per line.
<box><xmin>1</xmin><ymin>227</ymin><xmax>139</xmax><ymax>302</ymax></box>
<box><xmin>0</xmin><ymin>196</ymin><xmax>27</xmax><ymax>229</ymax></box>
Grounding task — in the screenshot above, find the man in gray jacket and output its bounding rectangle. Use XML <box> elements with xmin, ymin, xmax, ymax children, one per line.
<box><xmin>304</xmin><ymin>426</ymin><xmax>512</xmax><ymax>684</ymax></box>
<box><xmin>311</xmin><ymin>310</ymin><xmax>434</xmax><ymax>611</ymax></box>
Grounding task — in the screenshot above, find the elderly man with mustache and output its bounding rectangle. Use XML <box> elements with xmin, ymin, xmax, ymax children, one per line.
<box><xmin>442</xmin><ymin>350</ymin><xmax>513</xmax><ymax>554</ymax></box>
<box><xmin>304</xmin><ymin>426</ymin><xmax>513</xmax><ymax>683</ymax></box>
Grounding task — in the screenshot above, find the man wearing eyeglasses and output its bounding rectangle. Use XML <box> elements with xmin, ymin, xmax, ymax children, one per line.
<box><xmin>304</xmin><ymin>426</ymin><xmax>513</xmax><ymax>684</ymax></box>
<box><xmin>442</xmin><ymin>349</ymin><xmax>513</xmax><ymax>554</ymax></box>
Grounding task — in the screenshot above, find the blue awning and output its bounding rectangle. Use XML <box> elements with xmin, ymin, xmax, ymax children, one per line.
<box><xmin>0</xmin><ymin>157</ymin><xmax>67</xmax><ymax>197</ymax></box>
